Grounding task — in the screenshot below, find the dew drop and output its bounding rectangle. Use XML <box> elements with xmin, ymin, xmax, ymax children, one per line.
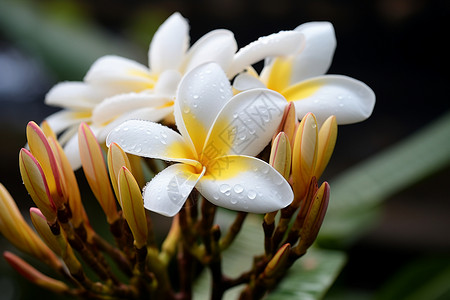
<box><xmin>135</xmin><ymin>146</ymin><xmax>142</xmax><ymax>153</ymax></box>
<box><xmin>161</xmin><ymin>140</ymin><xmax>167</xmax><ymax>145</ymax></box>
<box><xmin>213</xmin><ymin>193</ymin><xmax>220</xmax><ymax>200</ymax></box>
<box><xmin>193</xmin><ymin>94</ymin><xmax>199</xmax><ymax>99</ymax></box>
<box><xmin>247</xmin><ymin>190</ymin><xmax>257</xmax><ymax>200</ymax></box>
<box><xmin>219</xmin><ymin>184</ymin><xmax>231</xmax><ymax>194</ymax></box>
<box><xmin>234</xmin><ymin>184</ymin><xmax>244</xmax><ymax>194</ymax></box>
<box><xmin>312</xmin><ymin>123</ymin><xmax>317</xmax><ymax>129</ymax></box>
<box><xmin>230</xmin><ymin>198</ymin><xmax>238</xmax><ymax>204</ymax></box>
<box><xmin>123</xmin><ymin>127</ymin><xmax>129</xmax><ymax>131</ymax></box>
<box><xmin>183</xmin><ymin>106</ymin><xmax>191</xmax><ymax>114</ymax></box>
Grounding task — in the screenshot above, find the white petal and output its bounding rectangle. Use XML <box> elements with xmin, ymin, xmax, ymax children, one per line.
<box><xmin>45</xmin><ymin>82</ymin><xmax>103</xmax><ymax>109</ymax></box>
<box><xmin>290</xmin><ymin>22</ymin><xmax>337</xmax><ymax>83</ymax></box>
<box><xmin>227</xmin><ymin>30</ymin><xmax>304</xmax><ymax>77</ymax></box>
<box><xmin>85</xmin><ymin>55</ymin><xmax>154</xmax><ymax>91</ymax></box>
<box><xmin>174</xmin><ymin>62</ymin><xmax>233</xmax><ymax>154</ymax></box>
<box><xmin>233</xmin><ymin>73</ymin><xmax>266</xmax><ymax>91</ymax></box>
<box><xmin>203</xmin><ymin>89</ymin><xmax>287</xmax><ymax>157</ymax></box>
<box><xmin>143</xmin><ymin>164</ymin><xmax>205</xmax><ymax>217</ymax></box>
<box><xmin>96</xmin><ymin>106</ymin><xmax>173</xmax><ymax>142</ymax></box>
<box><xmin>154</xmin><ymin>69</ymin><xmax>182</xmax><ymax>96</ymax></box>
<box><xmin>63</xmin><ymin>132</ymin><xmax>82</xmax><ymax>170</ymax></box>
<box><xmin>197</xmin><ymin>155</ymin><xmax>293</xmax><ymax>213</ymax></box>
<box><xmin>292</xmin><ymin>75</ymin><xmax>376</xmax><ymax>125</ymax></box>
<box><xmin>149</xmin><ymin>12</ymin><xmax>189</xmax><ymax>73</ymax></box>
<box><xmin>92</xmin><ymin>92</ymin><xmax>172</xmax><ymax>125</ymax></box>
<box><xmin>182</xmin><ymin>29</ymin><xmax>237</xmax><ymax>74</ymax></box>
<box><xmin>45</xmin><ymin>110</ymin><xmax>90</xmax><ymax>135</ymax></box>
<box><xmin>106</xmin><ymin>119</ymin><xmax>198</xmax><ymax>165</ymax></box>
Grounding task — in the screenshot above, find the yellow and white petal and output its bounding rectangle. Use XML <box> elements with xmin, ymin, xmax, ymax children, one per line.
<box><xmin>175</xmin><ymin>63</ymin><xmax>233</xmax><ymax>154</ymax></box>
<box><xmin>45</xmin><ymin>82</ymin><xmax>101</xmax><ymax>109</ymax></box>
<box><xmin>182</xmin><ymin>29</ymin><xmax>237</xmax><ymax>74</ymax></box>
<box><xmin>96</xmin><ymin>106</ymin><xmax>173</xmax><ymax>143</ymax></box>
<box><xmin>197</xmin><ymin>155</ymin><xmax>293</xmax><ymax>213</ymax></box>
<box><xmin>203</xmin><ymin>89</ymin><xmax>286</xmax><ymax>158</ymax></box>
<box><xmin>148</xmin><ymin>12</ymin><xmax>189</xmax><ymax>74</ymax></box>
<box><xmin>290</xmin><ymin>22</ymin><xmax>336</xmax><ymax>83</ymax></box>
<box><xmin>284</xmin><ymin>75</ymin><xmax>376</xmax><ymax>125</ymax></box>
<box><xmin>106</xmin><ymin>119</ymin><xmax>198</xmax><ymax>165</ymax></box>
<box><xmin>92</xmin><ymin>92</ymin><xmax>172</xmax><ymax>125</ymax></box>
<box><xmin>143</xmin><ymin>164</ymin><xmax>205</xmax><ymax>217</ymax></box>
<box><xmin>63</xmin><ymin>131</ymin><xmax>82</xmax><ymax>170</ymax></box>
<box><xmin>154</xmin><ymin>69</ymin><xmax>182</xmax><ymax>96</ymax></box>
<box><xmin>85</xmin><ymin>55</ymin><xmax>155</xmax><ymax>91</ymax></box>
<box><xmin>227</xmin><ymin>30</ymin><xmax>304</xmax><ymax>78</ymax></box>
<box><xmin>233</xmin><ymin>72</ymin><xmax>266</xmax><ymax>92</ymax></box>
<box><xmin>45</xmin><ymin>110</ymin><xmax>91</xmax><ymax>135</ymax></box>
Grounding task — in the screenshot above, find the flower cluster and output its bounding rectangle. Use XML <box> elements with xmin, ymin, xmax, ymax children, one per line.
<box><xmin>0</xmin><ymin>12</ymin><xmax>374</xmax><ymax>299</ymax></box>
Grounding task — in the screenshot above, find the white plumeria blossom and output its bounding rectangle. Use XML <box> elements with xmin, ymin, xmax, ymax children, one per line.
<box><xmin>44</xmin><ymin>12</ymin><xmax>305</xmax><ymax>169</ymax></box>
<box><xmin>106</xmin><ymin>63</ymin><xmax>294</xmax><ymax>217</ymax></box>
<box><xmin>234</xmin><ymin>21</ymin><xmax>375</xmax><ymax>126</ymax></box>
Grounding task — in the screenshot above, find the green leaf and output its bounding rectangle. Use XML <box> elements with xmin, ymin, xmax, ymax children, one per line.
<box><xmin>320</xmin><ymin>111</ymin><xmax>450</xmax><ymax>246</ymax></box>
<box><xmin>266</xmin><ymin>248</ymin><xmax>346</xmax><ymax>300</ymax></box>
<box><xmin>375</xmin><ymin>256</ymin><xmax>450</xmax><ymax>300</ymax></box>
<box><xmin>193</xmin><ymin>212</ymin><xmax>346</xmax><ymax>299</ymax></box>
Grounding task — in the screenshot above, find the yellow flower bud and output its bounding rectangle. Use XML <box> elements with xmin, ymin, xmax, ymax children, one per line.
<box><xmin>78</xmin><ymin>123</ymin><xmax>118</xmax><ymax>224</ymax></box>
<box><xmin>3</xmin><ymin>251</ymin><xmax>69</xmax><ymax>294</ymax></box>
<box><xmin>270</xmin><ymin>132</ymin><xmax>292</xmax><ymax>180</ymax></box>
<box><xmin>118</xmin><ymin>167</ymin><xmax>148</xmax><ymax>249</ymax></box>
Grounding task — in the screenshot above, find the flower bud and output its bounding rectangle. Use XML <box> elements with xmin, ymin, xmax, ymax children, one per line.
<box><xmin>263</xmin><ymin>243</ymin><xmax>291</xmax><ymax>278</ymax></box>
<box><xmin>4</xmin><ymin>251</ymin><xmax>70</xmax><ymax>294</ymax></box>
<box><xmin>107</xmin><ymin>142</ymin><xmax>132</xmax><ymax>206</ymax></box>
<box><xmin>78</xmin><ymin>123</ymin><xmax>118</xmax><ymax>224</ymax></box>
<box><xmin>314</xmin><ymin>115</ymin><xmax>337</xmax><ymax>179</ymax></box>
<box><xmin>270</xmin><ymin>132</ymin><xmax>291</xmax><ymax>180</ymax></box>
<box><xmin>291</xmin><ymin>113</ymin><xmax>318</xmax><ymax>200</ymax></box>
<box><xmin>0</xmin><ymin>184</ymin><xmax>61</xmax><ymax>270</ymax></box>
<box><xmin>296</xmin><ymin>182</ymin><xmax>330</xmax><ymax>255</ymax></box>
<box><xmin>19</xmin><ymin>148</ymin><xmax>57</xmax><ymax>224</ymax></box>
<box><xmin>118</xmin><ymin>167</ymin><xmax>148</xmax><ymax>249</ymax></box>
<box><xmin>27</xmin><ymin>121</ymin><xmax>65</xmax><ymax>208</ymax></box>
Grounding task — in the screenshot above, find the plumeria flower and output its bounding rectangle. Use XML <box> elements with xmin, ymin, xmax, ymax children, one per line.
<box><xmin>44</xmin><ymin>12</ymin><xmax>305</xmax><ymax>169</ymax></box>
<box><xmin>106</xmin><ymin>63</ymin><xmax>294</xmax><ymax>217</ymax></box>
<box><xmin>233</xmin><ymin>21</ymin><xmax>375</xmax><ymax>125</ymax></box>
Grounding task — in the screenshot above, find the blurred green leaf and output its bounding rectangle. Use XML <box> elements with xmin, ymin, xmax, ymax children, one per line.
<box><xmin>0</xmin><ymin>0</ymin><xmax>144</xmax><ymax>80</ymax></box>
<box><xmin>320</xmin><ymin>111</ymin><xmax>450</xmax><ymax>246</ymax></box>
<box><xmin>375</xmin><ymin>256</ymin><xmax>450</xmax><ymax>300</ymax></box>
<box><xmin>194</xmin><ymin>212</ymin><xmax>346</xmax><ymax>299</ymax></box>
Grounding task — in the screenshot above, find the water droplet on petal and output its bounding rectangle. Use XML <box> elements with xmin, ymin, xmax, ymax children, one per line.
<box><xmin>219</xmin><ymin>184</ymin><xmax>231</xmax><ymax>194</ymax></box>
<box><xmin>247</xmin><ymin>190</ymin><xmax>257</xmax><ymax>200</ymax></box>
<box><xmin>234</xmin><ymin>184</ymin><xmax>244</xmax><ymax>193</ymax></box>
<box><xmin>230</xmin><ymin>198</ymin><xmax>237</xmax><ymax>204</ymax></box>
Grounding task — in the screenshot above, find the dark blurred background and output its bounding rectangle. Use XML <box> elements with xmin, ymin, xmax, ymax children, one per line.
<box><xmin>0</xmin><ymin>0</ymin><xmax>449</xmax><ymax>299</ymax></box>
